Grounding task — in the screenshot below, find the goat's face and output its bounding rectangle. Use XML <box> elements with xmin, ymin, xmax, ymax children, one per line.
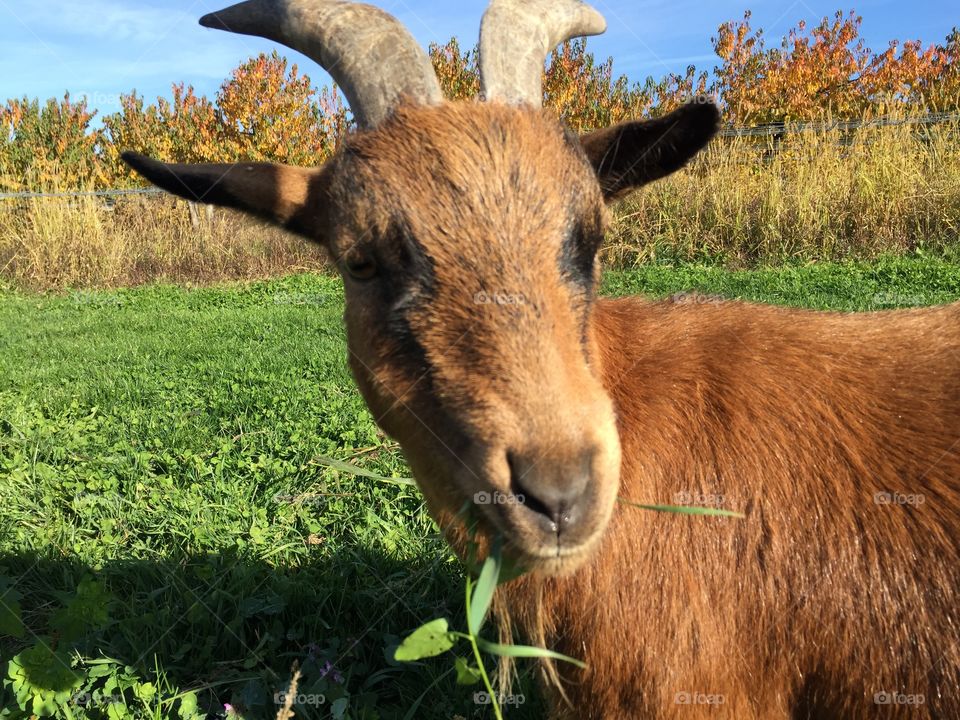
<box><xmin>323</xmin><ymin>103</ymin><xmax>620</xmax><ymax>572</ymax></box>
<box><xmin>122</xmin><ymin>0</ymin><xmax>719</xmax><ymax>574</ymax></box>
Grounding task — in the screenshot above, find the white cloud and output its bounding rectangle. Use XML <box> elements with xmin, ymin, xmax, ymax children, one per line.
<box><xmin>12</xmin><ymin>0</ymin><xmax>195</xmax><ymax>44</ymax></box>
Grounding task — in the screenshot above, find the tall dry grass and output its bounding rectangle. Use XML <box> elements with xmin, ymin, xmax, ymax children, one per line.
<box><xmin>0</xmin><ymin>193</ymin><xmax>328</xmax><ymax>290</ymax></box>
<box><xmin>1</xmin><ymin>110</ymin><xmax>958</xmax><ymax>290</ymax></box>
<box><xmin>605</xmin><ymin>111</ymin><xmax>960</xmax><ymax>266</ymax></box>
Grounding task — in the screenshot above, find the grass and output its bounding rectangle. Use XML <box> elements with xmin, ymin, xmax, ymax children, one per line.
<box><xmin>604</xmin><ymin>112</ymin><xmax>960</xmax><ymax>266</ymax></box>
<box><xmin>2</xmin><ymin>257</ymin><xmax>960</xmax><ymax>719</ymax></box>
<box><xmin>0</xmin><ymin>194</ymin><xmax>328</xmax><ymax>291</ymax></box>
<box><xmin>2</xmin><ymin>111</ymin><xmax>959</xmax><ymax>291</ymax></box>
<box><xmin>0</xmin><ymin>274</ymin><xmax>469</xmax><ymax>720</ymax></box>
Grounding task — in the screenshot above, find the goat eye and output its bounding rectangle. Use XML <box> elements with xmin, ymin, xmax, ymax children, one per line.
<box><xmin>344</xmin><ymin>254</ymin><xmax>377</xmax><ymax>281</ymax></box>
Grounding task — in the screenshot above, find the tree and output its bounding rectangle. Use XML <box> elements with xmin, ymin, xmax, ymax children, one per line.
<box><xmin>0</xmin><ymin>94</ymin><xmax>103</xmax><ymax>190</ymax></box>
<box><xmin>714</xmin><ymin>11</ymin><xmax>873</xmax><ymax>123</ymax></box>
<box><xmin>429</xmin><ymin>38</ymin><xmax>480</xmax><ymax>101</ymax></box>
<box><xmin>101</xmin><ymin>52</ymin><xmax>349</xmax><ymax>186</ymax></box>
<box><xmin>216</xmin><ymin>51</ymin><xmax>346</xmax><ymax>164</ymax></box>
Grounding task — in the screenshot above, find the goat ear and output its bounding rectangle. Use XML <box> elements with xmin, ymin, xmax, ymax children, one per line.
<box><xmin>121</xmin><ymin>152</ymin><xmax>327</xmax><ymax>239</ymax></box>
<box><xmin>580</xmin><ymin>99</ymin><xmax>720</xmax><ymax>202</ymax></box>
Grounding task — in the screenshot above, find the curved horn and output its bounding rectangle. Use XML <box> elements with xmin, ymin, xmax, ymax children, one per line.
<box><xmin>479</xmin><ymin>0</ymin><xmax>607</xmax><ymax>106</ymax></box>
<box><xmin>200</xmin><ymin>0</ymin><xmax>443</xmax><ymax>129</ymax></box>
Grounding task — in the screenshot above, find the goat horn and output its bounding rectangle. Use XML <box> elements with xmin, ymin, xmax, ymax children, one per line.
<box><xmin>479</xmin><ymin>0</ymin><xmax>607</xmax><ymax>107</ymax></box>
<box><xmin>199</xmin><ymin>0</ymin><xmax>443</xmax><ymax>129</ymax></box>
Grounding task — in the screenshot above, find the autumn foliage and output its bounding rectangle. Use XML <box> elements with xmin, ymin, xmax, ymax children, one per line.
<box><xmin>715</xmin><ymin>11</ymin><xmax>960</xmax><ymax>124</ymax></box>
<box><xmin>0</xmin><ymin>95</ymin><xmax>103</xmax><ymax>191</ymax></box>
<box><xmin>1</xmin><ymin>52</ymin><xmax>348</xmax><ymax>192</ymax></box>
<box><xmin>0</xmin><ymin>9</ymin><xmax>958</xmax><ymax>192</ymax></box>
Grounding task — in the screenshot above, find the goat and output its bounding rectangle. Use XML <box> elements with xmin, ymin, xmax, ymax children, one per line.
<box><xmin>122</xmin><ymin>1</ymin><xmax>960</xmax><ymax>717</ymax></box>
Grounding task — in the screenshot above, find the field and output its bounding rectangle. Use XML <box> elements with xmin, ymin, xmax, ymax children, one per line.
<box><xmin>3</xmin><ymin>258</ymin><xmax>960</xmax><ymax>719</ymax></box>
<box><xmin>3</xmin><ymin>111</ymin><xmax>960</xmax><ymax>290</ymax></box>
<box><xmin>3</xmin><ymin>4</ymin><xmax>959</xmax><ymax>716</ymax></box>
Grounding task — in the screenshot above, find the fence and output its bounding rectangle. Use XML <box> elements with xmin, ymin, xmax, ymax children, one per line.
<box><xmin>0</xmin><ymin>186</ymin><xmax>211</xmax><ymax>228</ymax></box>
<box><xmin>719</xmin><ymin>111</ymin><xmax>960</xmax><ymax>138</ymax></box>
<box><xmin>0</xmin><ymin>188</ymin><xmax>163</xmax><ymax>201</ymax></box>
<box><xmin>2</xmin><ymin>112</ymin><xmax>958</xmax><ymax>201</ymax></box>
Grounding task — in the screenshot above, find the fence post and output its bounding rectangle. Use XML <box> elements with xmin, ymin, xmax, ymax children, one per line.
<box><xmin>187</xmin><ymin>202</ymin><xmax>214</xmax><ymax>229</ymax></box>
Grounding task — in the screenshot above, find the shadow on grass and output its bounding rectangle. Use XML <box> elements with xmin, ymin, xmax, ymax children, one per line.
<box><xmin>0</xmin><ymin>546</ymin><xmax>542</xmax><ymax>719</ymax></box>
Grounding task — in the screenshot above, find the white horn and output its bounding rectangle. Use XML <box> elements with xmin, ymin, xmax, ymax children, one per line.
<box><xmin>200</xmin><ymin>0</ymin><xmax>443</xmax><ymax>129</ymax></box>
<box><xmin>479</xmin><ymin>0</ymin><xmax>607</xmax><ymax>107</ymax></box>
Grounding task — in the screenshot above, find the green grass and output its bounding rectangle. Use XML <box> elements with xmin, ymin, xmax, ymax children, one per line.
<box><xmin>2</xmin><ymin>256</ymin><xmax>959</xmax><ymax>719</ymax></box>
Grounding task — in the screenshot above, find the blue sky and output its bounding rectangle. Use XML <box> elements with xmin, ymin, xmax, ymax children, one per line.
<box><xmin>0</xmin><ymin>1</ymin><xmax>954</xmax><ymax>118</ymax></box>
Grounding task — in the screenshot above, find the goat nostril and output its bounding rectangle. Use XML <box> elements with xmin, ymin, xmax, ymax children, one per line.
<box><xmin>514</xmin><ymin>479</ymin><xmax>560</xmax><ymax>526</ymax></box>
<box><xmin>507</xmin><ymin>449</ymin><xmax>586</xmax><ymax>532</ymax></box>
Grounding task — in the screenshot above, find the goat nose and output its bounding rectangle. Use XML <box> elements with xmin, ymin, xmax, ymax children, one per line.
<box><xmin>507</xmin><ymin>448</ymin><xmax>592</xmax><ymax>533</ymax></box>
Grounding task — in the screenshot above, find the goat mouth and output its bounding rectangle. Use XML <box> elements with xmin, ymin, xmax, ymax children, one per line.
<box><xmin>505</xmin><ymin>538</ymin><xmax>599</xmax><ymax>576</ymax></box>
<box><xmin>468</xmin><ymin>501</ymin><xmax>604</xmax><ymax>574</ymax></box>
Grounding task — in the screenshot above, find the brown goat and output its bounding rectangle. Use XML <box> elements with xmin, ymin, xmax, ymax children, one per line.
<box><xmin>123</xmin><ymin>1</ymin><xmax>960</xmax><ymax>717</ymax></box>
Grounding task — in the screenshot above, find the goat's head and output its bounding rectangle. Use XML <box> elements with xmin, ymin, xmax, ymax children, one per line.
<box><xmin>124</xmin><ymin>0</ymin><xmax>719</xmax><ymax>574</ymax></box>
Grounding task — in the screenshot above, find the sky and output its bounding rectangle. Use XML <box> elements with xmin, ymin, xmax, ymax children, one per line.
<box><xmin>0</xmin><ymin>0</ymin><xmax>955</xmax><ymax>118</ymax></box>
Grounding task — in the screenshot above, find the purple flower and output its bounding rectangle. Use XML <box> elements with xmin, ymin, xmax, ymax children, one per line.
<box><xmin>319</xmin><ymin>660</ymin><xmax>344</xmax><ymax>685</ymax></box>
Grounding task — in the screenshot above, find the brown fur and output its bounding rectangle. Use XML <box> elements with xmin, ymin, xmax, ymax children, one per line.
<box><xmin>509</xmin><ymin>297</ymin><xmax>960</xmax><ymax>718</ymax></box>
<box><xmin>126</xmin><ymin>99</ymin><xmax>960</xmax><ymax>719</ymax></box>
<box><xmin>325</xmin><ymin>105</ymin><xmax>623</xmax><ymax>573</ymax></box>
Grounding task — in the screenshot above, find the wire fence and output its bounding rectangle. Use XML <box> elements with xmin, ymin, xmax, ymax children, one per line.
<box><xmin>719</xmin><ymin>111</ymin><xmax>960</xmax><ymax>138</ymax></box>
<box><xmin>0</xmin><ymin>188</ymin><xmax>164</xmax><ymax>201</ymax></box>
<box><xmin>2</xmin><ymin>112</ymin><xmax>958</xmax><ymax>201</ymax></box>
